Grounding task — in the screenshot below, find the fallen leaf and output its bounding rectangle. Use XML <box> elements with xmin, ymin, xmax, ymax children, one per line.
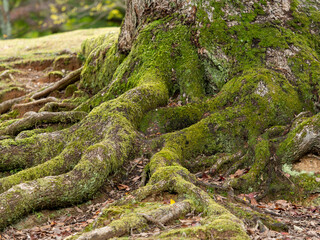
<box><xmin>117</xmin><ymin>184</ymin><xmax>130</xmax><ymax>191</ymax></box>
<box><xmin>132</xmin><ymin>176</ymin><xmax>141</xmax><ymax>182</ymax></box>
<box><xmin>250</xmin><ymin>198</ymin><xmax>258</xmax><ymax>206</ymax></box>
<box><xmin>75</xmin><ymin>206</ymin><xmax>83</xmax><ymax>213</ymax></box>
<box><xmin>230</xmin><ymin>169</ymin><xmax>246</xmax><ymax>179</ymax></box>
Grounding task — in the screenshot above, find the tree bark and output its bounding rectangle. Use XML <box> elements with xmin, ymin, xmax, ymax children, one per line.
<box><xmin>0</xmin><ymin>0</ymin><xmax>12</xmax><ymax>39</ymax></box>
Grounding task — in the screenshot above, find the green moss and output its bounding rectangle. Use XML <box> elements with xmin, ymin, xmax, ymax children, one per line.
<box><xmin>195</xmin><ymin>0</ymin><xmax>320</xmax><ymax>102</ymax></box>
<box><xmin>234</xmin><ymin>140</ymin><xmax>270</xmax><ymax>191</ymax></box>
<box><xmin>282</xmin><ymin>164</ymin><xmax>320</xmax><ymax>195</ymax></box>
<box><xmin>139</xmin><ymin>102</ymin><xmax>207</xmax><ymax>134</ymax></box>
<box><xmin>224</xmin><ymin>201</ymin><xmax>288</xmax><ymax>232</ymax></box>
<box><xmin>159</xmin><ymin>217</ymin><xmax>249</xmax><ymax>240</ymax></box>
<box><xmin>277</xmin><ymin>114</ymin><xmax>320</xmax><ymax>163</ymax></box>
<box><xmin>80</xmin><ymin>31</ymin><xmax>120</xmax><ymax>58</ymax></box>
<box><xmin>80</xmin><ymin>42</ymin><xmax>126</xmax><ymax>94</ymax></box>
<box><xmin>65</xmin><ymin>84</ymin><xmax>78</xmax><ymax>97</ymax></box>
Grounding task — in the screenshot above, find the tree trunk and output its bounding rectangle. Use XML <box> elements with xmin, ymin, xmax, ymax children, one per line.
<box><xmin>0</xmin><ymin>0</ymin><xmax>320</xmax><ymax>239</ymax></box>
<box><xmin>0</xmin><ymin>0</ymin><xmax>12</xmax><ymax>39</ymax></box>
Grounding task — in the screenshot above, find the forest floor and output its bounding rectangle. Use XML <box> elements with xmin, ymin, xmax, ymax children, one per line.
<box><xmin>0</xmin><ymin>29</ymin><xmax>319</xmax><ymax>240</ymax></box>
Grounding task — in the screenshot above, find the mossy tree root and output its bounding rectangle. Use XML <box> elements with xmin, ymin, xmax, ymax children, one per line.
<box><xmin>278</xmin><ymin>113</ymin><xmax>320</xmax><ymax>164</ymax></box>
<box><xmin>73</xmin><ymin>166</ymin><xmax>249</xmax><ymax>239</ymax></box>
<box><xmin>76</xmin><ymin>201</ymin><xmax>192</xmax><ymax>240</ymax></box>
<box><xmin>1</xmin><ymin>111</ymin><xmax>87</xmax><ymax>136</ymax></box>
<box><xmin>0</xmin><ymin>73</ymin><xmax>169</xmax><ymax>230</ymax></box>
<box><xmin>0</xmin><ymin>130</ymin><xmax>68</xmax><ymax>171</ymax></box>
<box><xmin>12</xmin><ymin>97</ymin><xmax>59</xmax><ymax>116</ymax></box>
<box><xmin>73</xmin><ymin>121</ymin><xmax>250</xmax><ymax>239</ymax></box>
<box><xmin>139</xmin><ymin>101</ymin><xmax>208</xmax><ymax>134</ymax></box>
<box><xmin>210</xmin><ymin>151</ymin><xmax>245</xmax><ymax>175</ymax></box>
<box><xmin>40</xmin><ymin>102</ymin><xmax>76</xmax><ymax>112</ymax></box>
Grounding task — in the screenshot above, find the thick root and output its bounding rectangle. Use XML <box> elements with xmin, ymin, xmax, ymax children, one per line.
<box><xmin>0</xmin><ymin>130</ymin><xmax>68</xmax><ymax>171</ymax></box>
<box><xmin>73</xmin><ymin>165</ymin><xmax>249</xmax><ymax>239</ymax></box>
<box><xmin>278</xmin><ymin>113</ymin><xmax>320</xmax><ymax>164</ymax></box>
<box><xmin>0</xmin><ymin>75</ymin><xmax>169</xmax><ymax>229</ymax></box>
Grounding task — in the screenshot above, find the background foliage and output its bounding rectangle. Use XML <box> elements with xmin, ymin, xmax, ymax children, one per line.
<box><xmin>0</xmin><ymin>0</ymin><xmax>125</xmax><ymax>39</ymax></box>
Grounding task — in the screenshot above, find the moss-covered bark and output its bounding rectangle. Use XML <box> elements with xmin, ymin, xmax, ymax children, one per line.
<box><xmin>0</xmin><ymin>0</ymin><xmax>320</xmax><ymax>239</ymax></box>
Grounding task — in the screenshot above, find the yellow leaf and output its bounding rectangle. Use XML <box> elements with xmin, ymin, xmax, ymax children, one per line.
<box><xmin>170</xmin><ymin>199</ymin><xmax>175</xmax><ymax>205</ymax></box>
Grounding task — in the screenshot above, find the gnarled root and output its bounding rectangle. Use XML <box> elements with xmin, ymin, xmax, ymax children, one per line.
<box><xmin>0</xmin><ymin>72</ymin><xmax>169</xmax><ymax>229</ymax></box>
<box><xmin>76</xmin><ymin>201</ymin><xmax>192</xmax><ymax>240</ymax></box>
<box><xmin>71</xmin><ymin>118</ymin><xmax>250</xmax><ymax>239</ymax></box>
<box><xmin>72</xmin><ymin>165</ymin><xmax>249</xmax><ymax>239</ymax></box>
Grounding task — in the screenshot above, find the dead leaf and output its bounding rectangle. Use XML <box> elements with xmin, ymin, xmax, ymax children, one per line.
<box><xmin>117</xmin><ymin>184</ymin><xmax>130</xmax><ymax>191</ymax></box>
<box><xmin>230</xmin><ymin>169</ymin><xmax>246</xmax><ymax>179</ymax></box>
<box><xmin>75</xmin><ymin>206</ymin><xmax>83</xmax><ymax>213</ymax></box>
<box><xmin>250</xmin><ymin>198</ymin><xmax>258</xmax><ymax>206</ymax></box>
<box><xmin>132</xmin><ymin>176</ymin><xmax>141</xmax><ymax>182</ymax></box>
<box><xmin>87</xmin><ymin>219</ymin><xmax>94</xmax><ymax>224</ymax></box>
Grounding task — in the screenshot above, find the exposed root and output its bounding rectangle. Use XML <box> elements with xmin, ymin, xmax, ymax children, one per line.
<box><xmin>278</xmin><ymin>113</ymin><xmax>320</xmax><ymax>164</ymax></box>
<box><xmin>0</xmin><ymin>73</ymin><xmax>169</xmax><ymax>229</ymax></box>
<box><xmin>233</xmin><ymin>195</ymin><xmax>282</xmax><ymax>217</ymax></box>
<box><xmin>0</xmin><ymin>68</ymin><xmax>82</xmax><ymax>116</ymax></box>
<box><xmin>40</xmin><ymin>102</ymin><xmax>76</xmax><ymax>112</ymax></box>
<box><xmin>2</xmin><ymin>111</ymin><xmax>87</xmax><ymax>136</ymax></box>
<box><xmin>0</xmin><ymin>96</ymin><xmax>26</xmax><ymax>114</ymax></box>
<box><xmin>12</xmin><ymin>97</ymin><xmax>59</xmax><ymax>117</ymax></box>
<box><xmin>137</xmin><ymin>214</ymin><xmax>166</xmax><ymax>230</ymax></box>
<box><xmin>75</xmin><ymin>201</ymin><xmax>191</xmax><ymax>240</ymax></box>
<box><xmin>73</xmin><ymin>168</ymin><xmax>248</xmax><ymax>239</ymax></box>
<box><xmin>210</xmin><ymin>151</ymin><xmax>244</xmax><ymax>175</ymax></box>
<box><xmin>225</xmin><ymin>153</ymin><xmax>250</xmax><ymax>176</ymax></box>
<box><xmin>0</xmin><ymin>130</ymin><xmax>67</xmax><ymax>172</ymax></box>
<box><xmin>31</xmin><ymin>67</ymin><xmax>82</xmax><ymax>100</ymax></box>
<box><xmin>140</xmin><ymin>101</ymin><xmax>207</xmax><ymax>134</ymax></box>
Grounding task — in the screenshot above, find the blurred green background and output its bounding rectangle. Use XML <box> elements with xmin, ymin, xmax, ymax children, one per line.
<box><xmin>0</xmin><ymin>0</ymin><xmax>125</xmax><ymax>39</ymax></box>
